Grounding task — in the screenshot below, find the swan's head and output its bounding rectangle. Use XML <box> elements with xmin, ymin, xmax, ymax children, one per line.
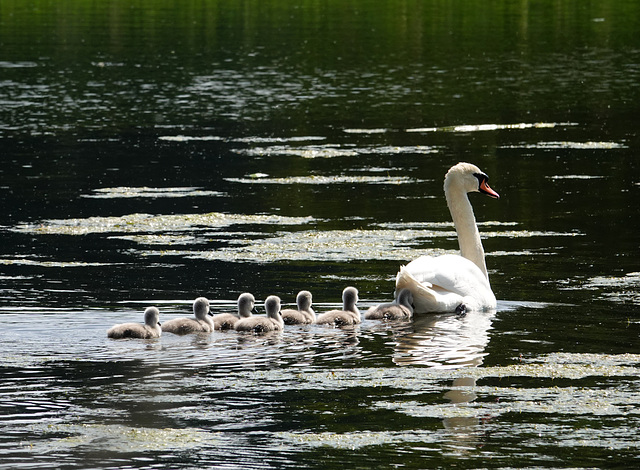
<box><xmin>342</xmin><ymin>286</ymin><xmax>359</xmax><ymax>309</ymax></box>
<box><xmin>193</xmin><ymin>297</ymin><xmax>212</xmax><ymax>319</ymax></box>
<box><xmin>144</xmin><ymin>306</ymin><xmax>161</xmax><ymax>327</ymax></box>
<box><xmin>296</xmin><ymin>290</ymin><xmax>313</xmax><ymax>310</ymax></box>
<box><xmin>445</xmin><ymin>162</ymin><xmax>499</xmax><ymax>199</ymax></box>
<box><xmin>238</xmin><ymin>292</ymin><xmax>257</xmax><ymax>318</ymax></box>
<box><xmin>265</xmin><ymin>295</ymin><xmax>282</xmax><ymax>320</ymax></box>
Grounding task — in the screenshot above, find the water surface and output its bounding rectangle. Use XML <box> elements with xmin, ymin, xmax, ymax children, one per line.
<box><xmin>1</xmin><ymin>1</ymin><xmax>639</xmax><ymax>468</ymax></box>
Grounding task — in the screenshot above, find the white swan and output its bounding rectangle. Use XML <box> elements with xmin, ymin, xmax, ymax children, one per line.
<box><xmin>316</xmin><ymin>286</ymin><xmax>360</xmax><ymax>326</ymax></box>
<box><xmin>395</xmin><ymin>162</ymin><xmax>499</xmax><ymax>314</ymax></box>
<box><xmin>364</xmin><ymin>288</ymin><xmax>413</xmax><ymax>320</ymax></box>
<box><xmin>281</xmin><ymin>290</ymin><xmax>315</xmax><ymax>325</ymax></box>
<box><xmin>107</xmin><ymin>306</ymin><xmax>162</xmax><ymax>339</ymax></box>
<box><xmin>234</xmin><ymin>295</ymin><xmax>284</xmax><ymax>333</ymax></box>
<box><xmin>212</xmin><ymin>292</ymin><xmax>257</xmax><ymax>330</ymax></box>
<box><xmin>161</xmin><ymin>297</ymin><xmax>214</xmax><ymax>334</ymax></box>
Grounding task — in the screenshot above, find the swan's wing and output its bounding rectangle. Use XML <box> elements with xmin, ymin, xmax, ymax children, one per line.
<box><xmin>405</xmin><ymin>255</ymin><xmax>491</xmax><ymax>296</ymax></box>
<box><xmin>396</xmin><ymin>255</ymin><xmax>495</xmax><ymax>312</ymax></box>
<box><xmin>396</xmin><ymin>265</ymin><xmax>464</xmax><ymax>313</ymax></box>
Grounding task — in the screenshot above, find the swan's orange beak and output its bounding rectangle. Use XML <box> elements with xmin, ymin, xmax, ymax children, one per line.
<box><xmin>480</xmin><ymin>180</ymin><xmax>500</xmax><ymax>199</ymax></box>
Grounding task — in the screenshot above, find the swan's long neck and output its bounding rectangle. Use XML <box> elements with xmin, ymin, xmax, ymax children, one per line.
<box><xmin>445</xmin><ymin>186</ymin><xmax>489</xmax><ymax>280</ymax></box>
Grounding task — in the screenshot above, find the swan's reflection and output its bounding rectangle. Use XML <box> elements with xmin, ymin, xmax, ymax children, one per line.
<box><xmin>394</xmin><ymin>311</ymin><xmax>495</xmax><ymax>448</ymax></box>
<box><xmin>442</xmin><ymin>376</ymin><xmax>480</xmax><ymax>430</ymax></box>
<box><xmin>393</xmin><ymin>310</ymin><xmax>495</xmax><ymax>368</ymax></box>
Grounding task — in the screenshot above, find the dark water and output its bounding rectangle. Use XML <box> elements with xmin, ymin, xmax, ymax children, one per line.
<box><xmin>1</xmin><ymin>1</ymin><xmax>639</xmax><ymax>468</ymax></box>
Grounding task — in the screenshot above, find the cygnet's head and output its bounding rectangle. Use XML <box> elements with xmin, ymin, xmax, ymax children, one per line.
<box><xmin>396</xmin><ymin>288</ymin><xmax>414</xmax><ymax>310</ymax></box>
<box><xmin>237</xmin><ymin>292</ymin><xmax>257</xmax><ymax>318</ymax></box>
<box><xmin>264</xmin><ymin>295</ymin><xmax>282</xmax><ymax>320</ymax></box>
<box><xmin>144</xmin><ymin>306</ymin><xmax>161</xmax><ymax>327</ymax></box>
<box><xmin>342</xmin><ymin>286</ymin><xmax>359</xmax><ymax>310</ymax></box>
<box><xmin>193</xmin><ymin>297</ymin><xmax>211</xmax><ymax>319</ymax></box>
<box><xmin>296</xmin><ymin>290</ymin><xmax>313</xmax><ymax>310</ymax></box>
<box><xmin>444</xmin><ymin>162</ymin><xmax>499</xmax><ymax>199</ymax></box>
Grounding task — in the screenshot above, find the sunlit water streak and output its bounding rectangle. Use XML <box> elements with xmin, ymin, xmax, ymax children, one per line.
<box><xmin>139</xmin><ymin>227</ymin><xmax>579</xmax><ymax>263</ymax></box>
<box><xmin>560</xmin><ymin>272</ymin><xmax>640</xmax><ymax>305</ymax></box>
<box><xmin>230</xmin><ymin>144</ymin><xmax>438</xmax><ymax>158</ymax></box>
<box><xmin>501</xmin><ymin>141</ymin><xmax>627</xmax><ymax>149</ymax></box>
<box><xmin>82</xmin><ymin>187</ymin><xmax>225</xmax><ymax>199</ymax></box>
<box><xmin>11</xmin><ymin>212</ymin><xmax>315</xmax><ymax>236</ymax></box>
<box><xmin>405</xmin><ymin>122</ymin><xmax>573</xmax><ymax>133</ymax></box>
<box><xmin>225</xmin><ymin>175</ymin><xmax>418</xmax><ymax>185</ymax></box>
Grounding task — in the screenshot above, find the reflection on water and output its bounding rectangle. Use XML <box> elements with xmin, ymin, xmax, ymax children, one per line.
<box><xmin>0</xmin><ymin>301</ymin><xmax>496</xmax><ymax>372</ymax></box>
<box><xmin>393</xmin><ymin>311</ymin><xmax>494</xmax><ymax>368</ymax></box>
<box><xmin>391</xmin><ymin>307</ymin><xmax>493</xmax><ymax>444</ymax></box>
<box><xmin>385</xmin><ymin>306</ymin><xmax>494</xmax><ymax>452</ymax></box>
<box><xmin>441</xmin><ymin>376</ymin><xmax>483</xmax><ymax>454</ymax></box>
<box><xmin>1</xmin><ymin>303</ymin><xmax>639</xmax><ymax>468</ymax></box>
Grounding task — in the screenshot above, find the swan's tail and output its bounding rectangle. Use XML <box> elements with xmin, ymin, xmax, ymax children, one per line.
<box><xmin>395</xmin><ymin>265</ymin><xmax>439</xmax><ymax>313</ymax></box>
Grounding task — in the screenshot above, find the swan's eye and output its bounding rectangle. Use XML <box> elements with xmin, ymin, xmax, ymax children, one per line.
<box><xmin>473</xmin><ymin>172</ymin><xmax>488</xmax><ymax>186</ymax></box>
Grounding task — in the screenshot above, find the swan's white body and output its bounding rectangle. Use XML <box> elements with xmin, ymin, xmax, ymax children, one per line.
<box><xmin>395</xmin><ymin>162</ymin><xmax>499</xmax><ymax>313</ymax></box>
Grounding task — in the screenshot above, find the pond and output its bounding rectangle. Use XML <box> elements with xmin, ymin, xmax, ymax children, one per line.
<box><xmin>1</xmin><ymin>1</ymin><xmax>639</xmax><ymax>468</ymax></box>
